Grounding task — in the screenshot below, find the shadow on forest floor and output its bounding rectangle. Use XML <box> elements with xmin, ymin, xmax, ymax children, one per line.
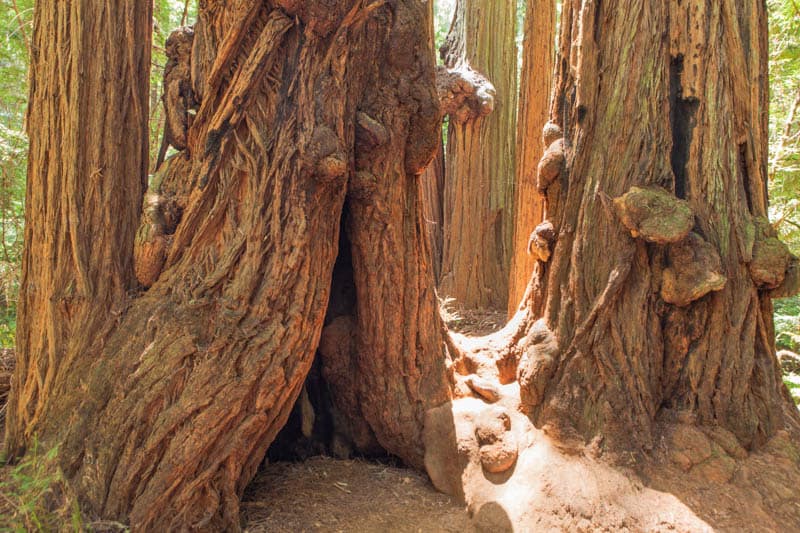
<box><xmin>242</xmin><ymin>456</ymin><xmax>473</xmax><ymax>532</ymax></box>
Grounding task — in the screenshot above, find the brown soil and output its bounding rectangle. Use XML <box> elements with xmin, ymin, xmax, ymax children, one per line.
<box><xmin>242</xmin><ymin>457</ymin><xmax>472</xmax><ymax>532</ymax></box>
<box><xmin>440</xmin><ymin>302</ymin><xmax>506</xmax><ymax>337</ymax></box>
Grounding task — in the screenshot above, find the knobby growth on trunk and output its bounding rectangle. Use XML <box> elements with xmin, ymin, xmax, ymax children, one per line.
<box><xmin>6</xmin><ymin>0</ymin><xmax>800</xmax><ymax>530</ymax></box>
<box><xmin>437</xmin><ymin>0</ymin><xmax>518</xmax><ymax>310</ymax></box>
<box><xmin>527</xmin><ymin>0</ymin><xmax>798</xmax><ymax>449</ymax></box>
<box><xmin>7</xmin><ymin>1</ymin><xmax>451</xmax><ymax>529</ymax></box>
<box><xmin>421</xmin><ymin>0</ymin><xmax>800</xmax><ymax>527</ymax></box>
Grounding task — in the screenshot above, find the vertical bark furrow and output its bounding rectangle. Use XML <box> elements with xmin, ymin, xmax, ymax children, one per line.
<box><xmin>6</xmin><ymin>0</ymin><xmax>151</xmax><ymax>455</ymax></box>
<box><xmin>439</xmin><ymin>0</ymin><xmax>518</xmax><ymax>310</ymax></box>
<box><xmin>9</xmin><ymin>2</ymin><xmax>451</xmax><ymax>529</ymax></box>
<box><xmin>508</xmin><ymin>0</ymin><xmax>556</xmax><ymax>316</ymax></box>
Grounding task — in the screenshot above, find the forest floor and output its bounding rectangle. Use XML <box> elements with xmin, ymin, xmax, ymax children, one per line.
<box><xmin>242</xmin><ymin>306</ymin><xmax>800</xmax><ymax>533</ymax></box>
<box><xmin>241</xmin><ymin>308</ymin><xmax>506</xmax><ymax>533</ymax></box>
<box><xmin>242</xmin><ymin>456</ymin><xmax>473</xmax><ymax>532</ymax></box>
<box><xmin>2</xmin><ymin>317</ymin><xmax>800</xmax><ymax>532</ymax></box>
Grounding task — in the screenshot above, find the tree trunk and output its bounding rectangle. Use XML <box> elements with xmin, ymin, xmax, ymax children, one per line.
<box><xmin>438</xmin><ymin>0</ymin><xmax>517</xmax><ymax>310</ymax></box>
<box><xmin>6</xmin><ymin>1</ymin><xmax>449</xmax><ymax>530</ymax></box>
<box><xmin>423</xmin><ymin>0</ymin><xmax>800</xmax><ymax>528</ymax></box>
<box><xmin>421</xmin><ymin>139</ymin><xmax>445</xmax><ymax>283</ymax></box>
<box><xmin>507</xmin><ymin>0</ymin><xmax>556</xmax><ymax>317</ymax></box>
<box><xmin>8</xmin><ymin>0</ymin><xmax>800</xmax><ymax>531</ymax></box>
<box><xmin>525</xmin><ymin>0</ymin><xmax>795</xmax><ymax>450</ymax></box>
<box><xmin>5</xmin><ymin>0</ymin><xmax>151</xmax><ymax>454</ymax></box>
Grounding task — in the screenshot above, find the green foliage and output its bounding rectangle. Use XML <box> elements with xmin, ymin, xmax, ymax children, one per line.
<box><xmin>786</xmin><ymin>372</ymin><xmax>800</xmax><ymax>404</ymax></box>
<box><xmin>433</xmin><ymin>0</ymin><xmax>454</xmax><ymax>53</ymax></box>
<box><xmin>775</xmin><ymin>296</ymin><xmax>800</xmax><ymax>352</ymax></box>
<box><xmin>768</xmin><ymin>0</ymin><xmax>800</xmax><ymax>253</ymax></box>
<box><xmin>767</xmin><ymin>0</ymin><xmax>800</xmax><ymax>405</ymax></box>
<box><xmin>0</xmin><ymin>441</ymin><xmax>82</xmax><ymax>532</ymax></box>
<box><xmin>150</xmin><ymin>0</ymin><xmax>197</xmax><ymax>171</ymax></box>
<box><xmin>0</xmin><ymin>0</ymin><xmax>32</xmax><ymax>349</ymax></box>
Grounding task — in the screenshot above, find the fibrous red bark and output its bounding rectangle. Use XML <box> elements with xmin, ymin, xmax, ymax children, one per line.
<box><xmin>438</xmin><ymin>0</ymin><xmax>518</xmax><ymax>310</ymax></box>
<box><xmin>8</xmin><ymin>1</ymin><xmax>800</xmax><ymax>531</ymax></box>
<box><xmin>7</xmin><ymin>1</ymin><xmax>449</xmax><ymax>530</ymax></box>
<box><xmin>526</xmin><ymin>0</ymin><xmax>794</xmax><ymax>450</ymax></box>
<box><xmin>507</xmin><ymin>0</ymin><xmax>556</xmax><ymax>317</ymax></box>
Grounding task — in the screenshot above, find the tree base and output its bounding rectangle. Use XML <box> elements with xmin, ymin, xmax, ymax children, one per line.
<box><xmin>424</xmin><ymin>357</ymin><xmax>800</xmax><ymax>531</ymax></box>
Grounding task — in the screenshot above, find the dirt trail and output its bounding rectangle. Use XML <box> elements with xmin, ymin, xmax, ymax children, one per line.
<box><xmin>242</xmin><ymin>457</ymin><xmax>473</xmax><ymax>532</ymax></box>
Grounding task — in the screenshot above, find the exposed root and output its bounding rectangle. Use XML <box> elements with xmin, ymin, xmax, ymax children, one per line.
<box><xmin>517</xmin><ymin>319</ymin><xmax>559</xmax><ymax>410</ymax></box>
<box><xmin>423</xmin><ymin>368</ymin><xmax>800</xmax><ymax>532</ymax></box>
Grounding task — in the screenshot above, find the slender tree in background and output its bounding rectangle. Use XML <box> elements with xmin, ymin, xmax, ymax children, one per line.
<box><xmin>438</xmin><ymin>0</ymin><xmax>518</xmax><ymax>310</ymax></box>
<box><xmin>507</xmin><ymin>0</ymin><xmax>556</xmax><ymax>316</ymax></box>
<box><xmin>5</xmin><ymin>0</ymin><xmax>800</xmax><ymax>531</ymax></box>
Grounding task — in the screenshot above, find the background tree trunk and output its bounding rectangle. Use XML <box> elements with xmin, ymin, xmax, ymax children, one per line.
<box><xmin>438</xmin><ymin>0</ymin><xmax>517</xmax><ymax>310</ymax></box>
<box><xmin>5</xmin><ymin>0</ymin><xmax>151</xmax><ymax>455</ymax></box>
<box><xmin>507</xmin><ymin>0</ymin><xmax>556</xmax><ymax>316</ymax></box>
<box><xmin>6</xmin><ymin>2</ymin><xmax>449</xmax><ymax>530</ymax></box>
<box><xmin>9</xmin><ymin>0</ymin><xmax>800</xmax><ymax>530</ymax></box>
<box><xmin>523</xmin><ymin>0</ymin><xmax>798</xmax><ymax>450</ymax></box>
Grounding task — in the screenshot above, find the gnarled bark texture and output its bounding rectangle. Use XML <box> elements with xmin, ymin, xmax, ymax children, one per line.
<box><xmin>422</xmin><ymin>3</ymin><xmax>800</xmax><ymax>529</ymax></box>
<box><xmin>527</xmin><ymin>0</ymin><xmax>797</xmax><ymax>450</ymax></box>
<box><xmin>9</xmin><ymin>0</ymin><xmax>800</xmax><ymax>531</ymax></box>
<box><xmin>6</xmin><ymin>1</ymin><xmax>449</xmax><ymax>530</ymax></box>
<box><xmin>507</xmin><ymin>0</ymin><xmax>556</xmax><ymax>316</ymax></box>
<box><xmin>438</xmin><ymin>0</ymin><xmax>517</xmax><ymax>310</ymax></box>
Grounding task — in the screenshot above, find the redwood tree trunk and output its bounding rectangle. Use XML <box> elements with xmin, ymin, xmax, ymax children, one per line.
<box><xmin>421</xmin><ymin>139</ymin><xmax>445</xmax><ymax>283</ymax></box>
<box><xmin>5</xmin><ymin>0</ymin><xmax>151</xmax><ymax>453</ymax></box>
<box><xmin>507</xmin><ymin>0</ymin><xmax>556</xmax><ymax>316</ymax></box>
<box><xmin>421</xmin><ymin>2</ymin><xmax>800</xmax><ymax>527</ymax></box>
<box><xmin>9</xmin><ymin>0</ymin><xmax>800</xmax><ymax>530</ymax></box>
<box><xmin>6</xmin><ymin>1</ymin><xmax>449</xmax><ymax>530</ymax></box>
<box><xmin>438</xmin><ymin>0</ymin><xmax>517</xmax><ymax>310</ymax></box>
<box><xmin>524</xmin><ymin>0</ymin><xmax>796</xmax><ymax>450</ymax></box>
